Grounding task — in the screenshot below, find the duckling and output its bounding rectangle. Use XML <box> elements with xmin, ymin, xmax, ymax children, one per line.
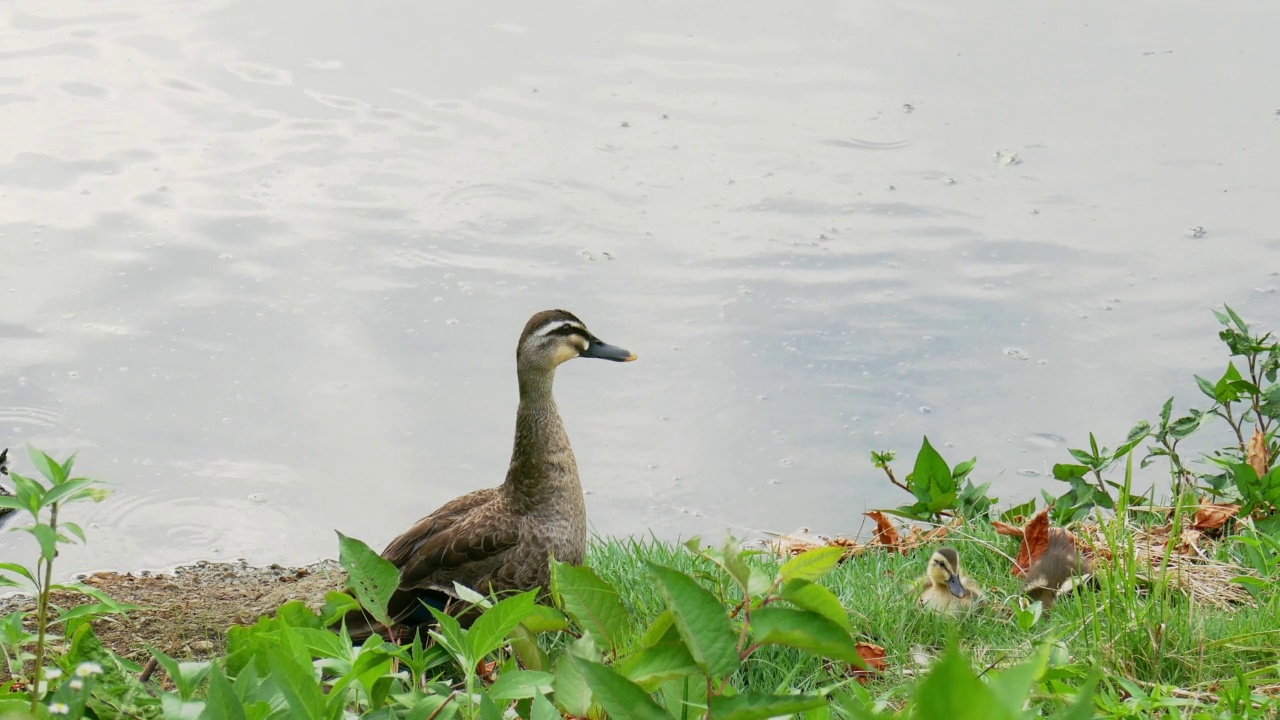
<box><xmin>919</xmin><ymin>547</ymin><xmax>983</xmax><ymax>613</ymax></box>
<box><xmin>1023</xmin><ymin>530</ymin><xmax>1091</xmax><ymax>609</ymax></box>
<box><xmin>340</xmin><ymin>310</ymin><xmax>635</xmax><ymax>640</ymax></box>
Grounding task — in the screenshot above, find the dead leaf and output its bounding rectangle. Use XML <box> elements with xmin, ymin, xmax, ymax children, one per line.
<box><xmin>846</xmin><ymin>642</ymin><xmax>889</xmax><ymax>683</ymax></box>
<box><xmin>864</xmin><ymin>511</ymin><xmax>902</xmax><ymax>551</ymax></box>
<box><xmin>991</xmin><ymin>521</ymin><xmax>1024</xmax><ymax>538</ymax></box>
<box><xmin>1012</xmin><ymin>506</ymin><xmax>1052</xmax><ymax>576</ymax></box>
<box><xmin>1177</xmin><ymin>527</ymin><xmax>1204</xmax><ymax>557</ymax></box>
<box><xmin>1192</xmin><ymin>497</ymin><xmax>1240</xmax><ymax>534</ymax></box>
<box><xmin>1248</xmin><ymin>428</ymin><xmax>1269</xmax><ymax>478</ymax></box>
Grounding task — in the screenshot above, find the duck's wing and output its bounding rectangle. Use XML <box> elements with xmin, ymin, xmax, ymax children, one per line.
<box><xmin>960</xmin><ymin>575</ymin><xmax>984</xmax><ymax>601</ymax></box>
<box><xmin>383</xmin><ymin>487</ymin><xmax>521</xmax><ymax>595</ymax></box>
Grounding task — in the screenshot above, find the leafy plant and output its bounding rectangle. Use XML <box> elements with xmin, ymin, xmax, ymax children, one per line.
<box><xmin>0</xmin><ymin>447</ymin><xmax>128</xmax><ymax>718</ymax></box>
<box><xmin>874</xmin><ymin>437</ymin><xmax>995</xmax><ymax>522</ymax></box>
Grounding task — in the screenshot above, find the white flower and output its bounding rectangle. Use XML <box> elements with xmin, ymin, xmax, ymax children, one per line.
<box><xmin>74</xmin><ymin>661</ymin><xmax>104</xmax><ymax>677</ymax></box>
<box><xmin>49</xmin><ymin>702</ymin><xmax>70</xmax><ymax>715</ymax></box>
<box><xmin>44</xmin><ymin>667</ymin><xmax>63</xmax><ymax>680</ymax></box>
<box><xmin>70</xmin><ymin>678</ymin><xmax>84</xmax><ymax>691</ymax></box>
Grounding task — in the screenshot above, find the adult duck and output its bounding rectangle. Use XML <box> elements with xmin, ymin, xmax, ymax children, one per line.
<box><xmin>342</xmin><ymin>309</ymin><xmax>635</xmax><ymax>640</ymax></box>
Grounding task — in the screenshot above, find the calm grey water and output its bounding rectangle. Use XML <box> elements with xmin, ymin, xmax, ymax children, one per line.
<box><xmin>3</xmin><ymin>0</ymin><xmax>1280</xmax><ymax>575</ymax></box>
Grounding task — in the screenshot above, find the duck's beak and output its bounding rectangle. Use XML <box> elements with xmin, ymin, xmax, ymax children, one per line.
<box><xmin>581</xmin><ymin>335</ymin><xmax>637</xmax><ymax>362</ymax></box>
<box><xmin>947</xmin><ymin>573</ymin><xmax>967</xmax><ymax>598</ymax></box>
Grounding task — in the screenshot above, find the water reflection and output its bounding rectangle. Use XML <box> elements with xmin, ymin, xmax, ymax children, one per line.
<box><xmin>1</xmin><ymin>0</ymin><xmax>1279</xmax><ymax>575</ymax></box>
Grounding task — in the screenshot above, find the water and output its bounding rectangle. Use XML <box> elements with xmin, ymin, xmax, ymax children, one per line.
<box><xmin>3</xmin><ymin>0</ymin><xmax>1280</xmax><ymax>574</ymax></box>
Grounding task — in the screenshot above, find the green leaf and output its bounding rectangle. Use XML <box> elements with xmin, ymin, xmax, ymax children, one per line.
<box><xmin>1195</xmin><ymin>375</ymin><xmax>1218</xmax><ymax>401</ymax></box>
<box><xmin>749</xmin><ymin>607</ymin><xmax>867</xmax><ymax>667</ymax></box>
<box><xmin>0</xmin><ymin>496</ymin><xmax>25</xmax><ymax>512</ymax></box>
<box><xmin>616</xmin><ymin>632</ymin><xmax>701</xmax><ymax>690</ymax></box>
<box><xmin>478</xmin><ymin>693</ymin><xmax>502</xmax><ymax>720</ymax></box>
<box><xmin>466</xmin><ymin>590</ymin><xmax>537</xmax><ymax>660</ymax></box>
<box><xmin>30</xmin><ymin>524</ymin><xmax>58</xmax><ymax>562</ymax></box>
<box><xmin>951</xmin><ymin>458</ymin><xmax>977</xmax><ymax>481</ymax></box>
<box><xmin>779</xmin><ymin>580</ymin><xmax>851</xmax><ymax>632</ymax></box>
<box><xmin>41</xmin><ymin>477</ymin><xmax>98</xmax><ymax>507</ymax></box>
<box><xmin>63</xmin><ymin>522</ymin><xmax>87</xmax><ymax>543</ymax></box>
<box><xmin>552</xmin><ymin>641</ymin><xmax>595</xmax><ymax>718</ymax></box>
<box><xmin>530</xmin><ymin>693</ymin><xmax>560</xmax><ymax>720</ymax></box>
<box><xmin>336</xmin><ymin>531</ymin><xmax>399</xmax><ymax>627</ymax></box>
<box><xmin>486</xmin><ymin>669</ymin><xmax>555</xmax><ymax>702</ymax></box>
<box><xmin>911</xmin><ymin>642</ymin><xmax>1007</xmax><ymax>720</ymax></box>
<box><xmin>9</xmin><ymin>473</ymin><xmax>44</xmax><ymax>516</ymax></box>
<box><xmin>1225</xmin><ymin>304</ymin><xmax>1249</xmax><ymax>333</ymax></box>
<box><xmin>647</xmin><ymin>562</ymin><xmax>739</xmax><ymax>678</ymax></box>
<box><xmin>709</xmin><ymin>692</ymin><xmax>828</xmax><ymax>720</ymax></box>
<box><xmin>551</xmin><ymin>560</ymin><xmax>631</xmax><ymax>652</ymax></box>
<box><xmin>0</xmin><ymin>562</ymin><xmax>35</xmax><ymax>584</ymax></box>
<box><xmin>26</xmin><ymin>446</ymin><xmax>68</xmax><ymax>485</ymax></box>
<box><xmin>269</xmin><ymin>644</ymin><xmax>328</xmax><ymax>720</ymax></box>
<box><xmin>1051</xmin><ymin>463</ymin><xmax>1089</xmax><ymax>481</ymax></box>
<box><xmin>1214</xmin><ymin>362</ymin><xmax>1247</xmax><ymax>403</ymax></box>
<box><xmin>778</xmin><ymin>546</ymin><xmax>845</xmax><ymax>582</ymax></box>
<box><xmin>908</xmin><ymin>436</ymin><xmax>955</xmax><ymax>502</ymax></box>
<box><xmin>200</xmin><ymin>664</ymin><xmax>247</xmax><ymax>720</ymax></box>
<box><xmin>518</xmin><ymin>604</ymin><xmax>570</xmax><ymax>634</ymax></box>
<box><xmin>573</xmin><ymin>656</ymin><xmax>675</xmax><ymax>720</ymax></box>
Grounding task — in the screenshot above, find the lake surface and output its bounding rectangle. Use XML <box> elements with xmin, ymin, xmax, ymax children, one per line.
<box><xmin>3</xmin><ymin>0</ymin><xmax>1280</xmax><ymax>575</ymax></box>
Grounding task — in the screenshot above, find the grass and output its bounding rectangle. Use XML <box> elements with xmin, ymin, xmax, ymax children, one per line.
<box><xmin>585</xmin><ymin>523</ymin><xmax>1280</xmax><ymax>711</ymax></box>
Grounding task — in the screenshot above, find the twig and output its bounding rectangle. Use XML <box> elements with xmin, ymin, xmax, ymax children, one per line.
<box><xmin>139</xmin><ymin>656</ymin><xmax>159</xmax><ymax>684</ymax></box>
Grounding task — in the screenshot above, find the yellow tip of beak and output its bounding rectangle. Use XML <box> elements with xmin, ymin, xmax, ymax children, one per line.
<box><xmin>623</xmin><ymin>353</ymin><xmax>638</xmax><ymax>362</ymax></box>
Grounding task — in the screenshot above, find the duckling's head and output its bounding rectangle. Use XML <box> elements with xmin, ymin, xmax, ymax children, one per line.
<box><xmin>517</xmin><ymin>310</ymin><xmax>636</xmax><ymax>373</ymax></box>
<box><xmin>926</xmin><ymin>547</ymin><xmax>968</xmax><ymax>598</ymax></box>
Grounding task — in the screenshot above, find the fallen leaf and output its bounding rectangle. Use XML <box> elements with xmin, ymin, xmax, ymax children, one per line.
<box><xmin>844</xmin><ymin>642</ymin><xmax>889</xmax><ymax>683</ymax></box>
<box><xmin>1248</xmin><ymin>428</ymin><xmax>1269</xmax><ymax>478</ymax></box>
<box><xmin>991</xmin><ymin>521</ymin><xmax>1024</xmax><ymax>537</ymax></box>
<box><xmin>1177</xmin><ymin>527</ymin><xmax>1204</xmax><ymax>557</ymax></box>
<box><xmin>1012</xmin><ymin>506</ymin><xmax>1053</xmax><ymax>576</ymax></box>
<box><xmin>864</xmin><ymin>511</ymin><xmax>902</xmax><ymax>551</ymax></box>
<box><xmin>1192</xmin><ymin>497</ymin><xmax>1241</xmax><ymax>534</ymax></box>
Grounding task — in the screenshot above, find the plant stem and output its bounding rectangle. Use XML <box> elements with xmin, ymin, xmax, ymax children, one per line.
<box><xmin>30</xmin><ymin>502</ymin><xmax>57</xmax><ymax>716</ymax></box>
<box><xmin>881</xmin><ymin>466</ymin><xmax>910</xmax><ymax>494</ymax></box>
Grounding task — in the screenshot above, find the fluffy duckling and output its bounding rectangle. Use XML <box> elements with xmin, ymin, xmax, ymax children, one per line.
<box><xmin>1023</xmin><ymin>530</ymin><xmax>1091</xmax><ymax>609</ymax></box>
<box><xmin>919</xmin><ymin>547</ymin><xmax>982</xmax><ymax>613</ymax></box>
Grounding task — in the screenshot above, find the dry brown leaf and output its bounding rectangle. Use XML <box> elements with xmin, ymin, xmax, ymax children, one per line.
<box><xmin>1012</xmin><ymin>506</ymin><xmax>1053</xmax><ymax>576</ymax></box>
<box><xmin>848</xmin><ymin>642</ymin><xmax>888</xmax><ymax>683</ymax></box>
<box><xmin>864</xmin><ymin>511</ymin><xmax>902</xmax><ymax>550</ymax></box>
<box><xmin>991</xmin><ymin>521</ymin><xmax>1024</xmax><ymax>538</ymax></box>
<box><xmin>1177</xmin><ymin>527</ymin><xmax>1204</xmax><ymax>557</ymax></box>
<box><xmin>1248</xmin><ymin>428</ymin><xmax>1270</xmax><ymax>478</ymax></box>
<box><xmin>1192</xmin><ymin>497</ymin><xmax>1241</xmax><ymax>534</ymax></box>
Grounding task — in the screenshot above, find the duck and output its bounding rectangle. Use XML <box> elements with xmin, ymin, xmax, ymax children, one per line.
<box><xmin>918</xmin><ymin>546</ymin><xmax>982</xmax><ymax>613</ymax></box>
<box><xmin>340</xmin><ymin>309</ymin><xmax>635</xmax><ymax>640</ymax></box>
<box><xmin>1022</xmin><ymin>530</ymin><xmax>1091</xmax><ymax>609</ymax></box>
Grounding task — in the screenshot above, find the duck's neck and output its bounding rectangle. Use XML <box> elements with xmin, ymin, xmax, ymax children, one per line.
<box><xmin>503</xmin><ymin>368</ymin><xmax>584</xmax><ymax>515</ymax></box>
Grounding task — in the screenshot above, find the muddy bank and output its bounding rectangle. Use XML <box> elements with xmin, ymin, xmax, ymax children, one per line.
<box><xmin>0</xmin><ymin>560</ymin><xmax>347</xmax><ymax>665</ymax></box>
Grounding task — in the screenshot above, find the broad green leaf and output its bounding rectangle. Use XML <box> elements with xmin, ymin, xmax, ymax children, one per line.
<box><xmin>478</xmin><ymin>694</ymin><xmax>503</xmax><ymax>720</ymax></box>
<box><xmin>749</xmin><ymin>607</ymin><xmax>866</xmax><ymax>667</ymax></box>
<box><xmin>269</xmin><ymin>644</ymin><xmax>328</xmax><ymax>720</ymax></box>
<box><xmin>911</xmin><ymin>643</ymin><xmax>1007</xmax><ymax>720</ymax></box>
<box><xmin>519</xmin><ymin>604</ymin><xmax>569</xmax><ymax>634</ymax></box>
<box><xmin>200</xmin><ymin>664</ymin><xmax>247</xmax><ymax>720</ymax></box>
<box><xmin>1214</xmin><ymin>362</ymin><xmax>1246</xmax><ymax>403</ymax></box>
<box><xmin>294</xmin><ymin>627</ymin><xmax>354</xmax><ymax>662</ymax></box>
<box><xmin>647</xmin><ymin>562</ymin><xmax>739</xmax><ymax>677</ymax></box>
<box><xmin>986</xmin><ymin>645</ymin><xmax>1047</xmax><ymax>712</ymax></box>
<box><xmin>640</xmin><ymin>609</ymin><xmax>676</xmax><ymax>647</ymax></box>
<box><xmin>63</xmin><ymin>521</ymin><xmax>87</xmax><ymax>543</ymax></box>
<box><xmin>30</xmin><ymin>524</ymin><xmax>58</xmax><ymax>563</ymax></box>
<box><xmin>467</xmin><ymin>590</ymin><xmax>537</xmax><ymax>660</ymax></box>
<box><xmin>709</xmin><ymin>692</ymin><xmax>828</xmax><ymax>720</ymax></box>
<box><xmin>320</xmin><ymin>591</ymin><xmax>361</xmax><ymax>626</ymax></box>
<box><xmin>1159</xmin><ymin>397</ymin><xmax>1174</xmax><ymax>427</ymax></box>
<box><xmin>1067</xmin><ymin>448</ymin><xmax>1097</xmax><ymax>466</ymax></box>
<box><xmin>1225</xmin><ymin>304</ymin><xmax>1249</xmax><ymax>333</ymax></box>
<box><xmin>0</xmin><ymin>562</ymin><xmax>35</xmax><ymax>584</ymax></box>
<box><xmin>530</xmin><ymin>693</ymin><xmax>560</xmax><ymax>720</ymax></box>
<box><xmin>552</xmin><ymin>642</ymin><xmax>595</xmax><ymax>717</ymax></box>
<box><xmin>426</xmin><ymin>606</ymin><xmax>468</xmax><ymax>664</ymax></box>
<box><xmin>1194</xmin><ymin>374</ymin><xmax>1217</xmax><ymax>400</ymax></box>
<box><xmin>951</xmin><ymin>458</ymin><xmax>977</xmax><ymax>481</ymax></box>
<box><xmin>0</xmin><ymin>496</ymin><xmax>25</xmax><ymax>512</ymax></box>
<box><xmin>552</xmin><ymin>561</ymin><xmax>631</xmax><ymax>652</ymax></box>
<box><xmin>26</xmin><ymin>446</ymin><xmax>67</xmax><ymax>485</ymax></box>
<box><xmin>41</xmin><ymin>477</ymin><xmax>98</xmax><ymax>507</ymax></box>
<box><xmin>780</xmin><ymin>580</ymin><xmax>851</xmax><ymax>632</ymax></box>
<box><xmin>451</xmin><ymin>581</ymin><xmax>492</xmax><ymax>609</ymax></box>
<box><xmin>573</xmin><ymin>656</ymin><xmax>675</xmax><ymax>720</ymax></box>
<box><xmin>486</xmin><ymin>669</ymin><xmax>555</xmax><ymax>702</ymax></box>
<box><xmin>336</xmin><ymin>531</ymin><xmax>399</xmax><ymax>627</ymax></box>
<box><xmin>510</xmin><ymin>623</ymin><xmax>549</xmax><ymax>671</ymax></box>
<box><xmin>9</xmin><ymin>473</ymin><xmax>44</xmax><ymax>515</ymax></box>
<box><xmin>1051</xmin><ymin>463</ymin><xmax>1089</xmax><ymax>481</ymax></box>
<box><xmin>617</xmin><ymin>641</ymin><xmax>701</xmax><ymax>690</ymax></box>
<box><xmin>909</xmin><ymin>436</ymin><xmax>955</xmax><ymax>501</ymax></box>
<box><xmin>161</xmin><ymin>695</ymin><xmax>206</xmax><ymax>720</ymax></box>
<box><xmin>778</xmin><ymin>546</ymin><xmax>845</xmax><ymax>582</ymax></box>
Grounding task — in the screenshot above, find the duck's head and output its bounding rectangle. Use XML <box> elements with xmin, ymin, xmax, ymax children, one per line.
<box><xmin>927</xmin><ymin>547</ymin><xmax>967</xmax><ymax>598</ymax></box>
<box><xmin>517</xmin><ymin>309</ymin><xmax>636</xmax><ymax>373</ymax></box>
